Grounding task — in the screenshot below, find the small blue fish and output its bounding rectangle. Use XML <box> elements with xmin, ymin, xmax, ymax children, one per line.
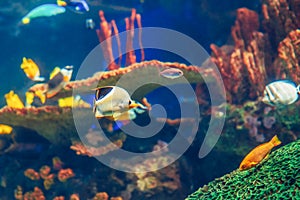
<box><xmin>160</xmin><ymin>68</ymin><xmax>183</xmax><ymax>79</ymax></box>
<box><xmin>262</xmin><ymin>80</ymin><xmax>300</xmax><ymax>106</ymax></box>
<box><xmin>22</xmin><ymin>4</ymin><xmax>66</xmax><ymax>24</ymax></box>
<box><xmin>86</xmin><ymin>18</ymin><xmax>95</xmax><ymax>29</ymax></box>
<box><xmin>57</xmin><ymin>0</ymin><xmax>89</xmax><ymax>14</ymax></box>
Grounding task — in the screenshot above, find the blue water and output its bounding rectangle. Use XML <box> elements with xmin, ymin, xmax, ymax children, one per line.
<box><xmin>0</xmin><ymin>0</ymin><xmax>263</xmax><ymax>199</ymax></box>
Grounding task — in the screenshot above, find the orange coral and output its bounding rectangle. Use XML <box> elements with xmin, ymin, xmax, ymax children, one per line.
<box><xmin>23</xmin><ymin>187</ymin><xmax>45</xmax><ymax>200</ymax></box>
<box><xmin>24</xmin><ymin>169</ymin><xmax>40</xmax><ymax>181</ymax></box>
<box><xmin>53</xmin><ymin>196</ymin><xmax>65</xmax><ymax>200</ymax></box>
<box><xmin>210</xmin><ymin>8</ymin><xmax>270</xmax><ymax>102</ymax></box>
<box><xmin>276</xmin><ymin>29</ymin><xmax>300</xmax><ymax>83</ymax></box>
<box><xmin>262</xmin><ymin>0</ymin><xmax>300</xmax><ymax>45</ymax></box>
<box><xmin>96</xmin><ymin>10</ymin><xmax>120</xmax><ymax>70</ymax></box>
<box><xmin>70</xmin><ymin>138</ymin><xmax>125</xmax><ymax>157</ymax></box>
<box><xmin>43</xmin><ymin>174</ymin><xmax>55</xmax><ymax>190</ymax></box>
<box><xmin>110</xmin><ymin>197</ymin><xmax>123</xmax><ymax>200</ymax></box>
<box><xmin>14</xmin><ymin>186</ymin><xmax>23</xmax><ymax>200</ymax></box>
<box><xmin>124</xmin><ymin>8</ymin><xmax>144</xmax><ymax>66</ymax></box>
<box><xmin>70</xmin><ymin>194</ymin><xmax>80</xmax><ymax>200</ymax></box>
<box><xmin>39</xmin><ymin>165</ymin><xmax>51</xmax><ymax>179</ymax></box>
<box><xmin>96</xmin><ymin>9</ymin><xmax>143</xmax><ymax>70</ymax></box>
<box><xmin>232</xmin><ymin>8</ymin><xmax>259</xmax><ymax>47</ymax></box>
<box><xmin>58</xmin><ymin>168</ymin><xmax>75</xmax><ymax>182</ymax></box>
<box><xmin>93</xmin><ymin>192</ymin><xmax>109</xmax><ymax>200</ymax></box>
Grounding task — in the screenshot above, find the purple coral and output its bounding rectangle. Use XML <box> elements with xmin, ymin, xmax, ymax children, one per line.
<box><xmin>263</xmin><ymin>116</ymin><xmax>276</xmax><ymax>129</ymax></box>
<box><xmin>244</xmin><ymin>114</ymin><xmax>266</xmax><ymax>142</ymax></box>
<box><xmin>244</xmin><ymin>115</ymin><xmax>261</xmax><ymax>138</ymax></box>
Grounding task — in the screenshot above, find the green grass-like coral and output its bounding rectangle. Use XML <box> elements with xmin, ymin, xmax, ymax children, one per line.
<box><xmin>186</xmin><ymin>139</ymin><xmax>300</xmax><ymax>199</ymax></box>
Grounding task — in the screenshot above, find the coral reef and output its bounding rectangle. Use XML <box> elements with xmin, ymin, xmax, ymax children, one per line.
<box><xmin>262</xmin><ymin>0</ymin><xmax>300</xmax><ymax>46</ymax></box>
<box><xmin>210</xmin><ymin>7</ymin><xmax>270</xmax><ymax>102</ymax></box>
<box><xmin>210</xmin><ymin>3</ymin><xmax>300</xmax><ymax>103</ymax></box>
<box><xmin>186</xmin><ymin>139</ymin><xmax>300</xmax><ymax>199</ymax></box>
<box><xmin>1</xmin><ymin>1</ymin><xmax>300</xmax><ymax>199</ymax></box>
<box><xmin>0</xmin><ymin>60</ymin><xmax>216</xmax><ymax>145</ymax></box>
<box><xmin>275</xmin><ymin>29</ymin><xmax>300</xmax><ymax>83</ymax></box>
<box><xmin>0</xmin><ymin>106</ymin><xmax>84</xmax><ymax>145</ymax></box>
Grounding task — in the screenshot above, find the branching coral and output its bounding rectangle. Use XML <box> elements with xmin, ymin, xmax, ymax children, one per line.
<box><xmin>210</xmin><ymin>8</ymin><xmax>269</xmax><ymax>102</ymax></box>
<box><xmin>275</xmin><ymin>29</ymin><xmax>300</xmax><ymax>83</ymax></box>
<box><xmin>262</xmin><ymin>0</ymin><xmax>300</xmax><ymax>46</ymax></box>
<box><xmin>210</xmin><ymin>3</ymin><xmax>300</xmax><ymax>104</ymax></box>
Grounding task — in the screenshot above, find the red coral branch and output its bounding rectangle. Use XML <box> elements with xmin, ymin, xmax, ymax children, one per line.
<box><xmin>96</xmin><ymin>11</ymin><xmax>119</xmax><ymax>70</ymax></box>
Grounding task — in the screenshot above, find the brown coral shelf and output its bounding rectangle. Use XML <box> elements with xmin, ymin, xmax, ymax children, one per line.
<box><xmin>29</xmin><ymin>60</ymin><xmax>218</xmax><ymax>101</ymax></box>
<box><xmin>0</xmin><ymin>106</ymin><xmax>91</xmax><ymax>145</ymax></box>
<box><xmin>2</xmin><ymin>60</ymin><xmax>219</xmax><ymax>145</ymax></box>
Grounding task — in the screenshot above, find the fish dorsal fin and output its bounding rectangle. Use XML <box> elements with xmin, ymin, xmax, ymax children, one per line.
<box><xmin>276</xmin><ymin>80</ymin><xmax>297</xmax><ymax>87</ymax></box>
<box><xmin>95</xmin><ymin>87</ymin><xmax>114</xmax><ymax>101</ymax></box>
<box><xmin>49</xmin><ymin>67</ymin><xmax>61</xmax><ymax>80</ymax></box>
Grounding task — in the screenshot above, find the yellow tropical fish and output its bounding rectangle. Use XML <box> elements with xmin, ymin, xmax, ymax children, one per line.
<box><xmin>20</xmin><ymin>57</ymin><xmax>45</xmax><ymax>82</ymax></box>
<box><xmin>49</xmin><ymin>67</ymin><xmax>61</xmax><ymax>80</ymax></box>
<box><xmin>239</xmin><ymin>135</ymin><xmax>281</xmax><ymax>171</ymax></box>
<box><xmin>0</xmin><ymin>124</ymin><xmax>13</xmax><ymax>135</ymax></box>
<box><xmin>35</xmin><ymin>90</ymin><xmax>46</xmax><ymax>104</ymax></box>
<box><xmin>47</xmin><ymin>66</ymin><xmax>73</xmax><ymax>98</ymax></box>
<box><xmin>5</xmin><ymin>90</ymin><xmax>25</xmax><ymax>109</ymax></box>
<box><xmin>25</xmin><ymin>91</ymin><xmax>35</xmax><ymax>107</ymax></box>
<box><xmin>58</xmin><ymin>96</ymin><xmax>91</xmax><ymax>108</ymax></box>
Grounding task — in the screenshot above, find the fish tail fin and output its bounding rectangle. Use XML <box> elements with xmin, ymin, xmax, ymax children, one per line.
<box><xmin>33</xmin><ymin>76</ymin><xmax>45</xmax><ymax>82</ymax></box>
<box><xmin>270</xmin><ymin>135</ymin><xmax>281</xmax><ymax>146</ymax></box>
<box><xmin>22</xmin><ymin>17</ymin><xmax>30</xmax><ymax>24</ymax></box>
<box><xmin>57</xmin><ymin>0</ymin><xmax>67</xmax><ymax>6</ymax></box>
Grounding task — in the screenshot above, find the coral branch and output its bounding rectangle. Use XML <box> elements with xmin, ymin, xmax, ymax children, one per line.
<box><xmin>210</xmin><ymin>8</ymin><xmax>270</xmax><ymax>103</ymax></box>
<box><xmin>262</xmin><ymin>0</ymin><xmax>300</xmax><ymax>46</ymax></box>
<box><xmin>125</xmin><ymin>9</ymin><xmax>137</xmax><ymax>66</ymax></box>
<box><xmin>276</xmin><ymin>29</ymin><xmax>300</xmax><ymax>82</ymax></box>
<box><xmin>96</xmin><ymin>10</ymin><xmax>119</xmax><ymax>70</ymax></box>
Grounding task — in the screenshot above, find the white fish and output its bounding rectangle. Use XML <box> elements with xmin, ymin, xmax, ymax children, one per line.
<box><xmin>93</xmin><ymin>86</ymin><xmax>147</xmax><ymax>121</ymax></box>
<box><xmin>159</xmin><ymin>68</ymin><xmax>183</xmax><ymax>79</ymax></box>
<box><xmin>262</xmin><ymin>80</ymin><xmax>300</xmax><ymax>106</ymax></box>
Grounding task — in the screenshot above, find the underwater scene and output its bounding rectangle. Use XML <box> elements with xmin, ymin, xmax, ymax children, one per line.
<box><xmin>0</xmin><ymin>0</ymin><xmax>300</xmax><ymax>199</ymax></box>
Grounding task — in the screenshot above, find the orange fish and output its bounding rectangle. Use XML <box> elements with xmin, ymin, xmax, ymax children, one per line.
<box><xmin>239</xmin><ymin>135</ymin><xmax>281</xmax><ymax>171</ymax></box>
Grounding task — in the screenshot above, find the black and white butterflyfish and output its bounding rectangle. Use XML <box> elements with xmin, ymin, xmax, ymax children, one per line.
<box><xmin>262</xmin><ymin>80</ymin><xmax>300</xmax><ymax>106</ymax></box>
<box><xmin>93</xmin><ymin>86</ymin><xmax>147</xmax><ymax>121</ymax></box>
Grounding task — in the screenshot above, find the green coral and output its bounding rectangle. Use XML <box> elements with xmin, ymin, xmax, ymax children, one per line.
<box><xmin>186</xmin><ymin>139</ymin><xmax>300</xmax><ymax>199</ymax></box>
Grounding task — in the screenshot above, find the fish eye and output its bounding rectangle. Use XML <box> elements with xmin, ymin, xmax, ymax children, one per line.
<box><xmin>128</xmin><ymin>100</ymin><xmax>132</xmax><ymax>105</ymax></box>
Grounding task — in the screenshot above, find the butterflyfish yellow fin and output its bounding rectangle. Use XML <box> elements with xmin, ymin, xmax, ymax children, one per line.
<box><xmin>35</xmin><ymin>90</ymin><xmax>46</xmax><ymax>104</ymax></box>
<box><xmin>0</xmin><ymin>124</ymin><xmax>13</xmax><ymax>135</ymax></box>
<box><xmin>49</xmin><ymin>67</ymin><xmax>61</xmax><ymax>80</ymax></box>
<box><xmin>4</xmin><ymin>90</ymin><xmax>24</xmax><ymax>109</ymax></box>
<box><xmin>25</xmin><ymin>92</ymin><xmax>34</xmax><ymax>107</ymax></box>
<box><xmin>58</xmin><ymin>96</ymin><xmax>74</xmax><ymax>107</ymax></box>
